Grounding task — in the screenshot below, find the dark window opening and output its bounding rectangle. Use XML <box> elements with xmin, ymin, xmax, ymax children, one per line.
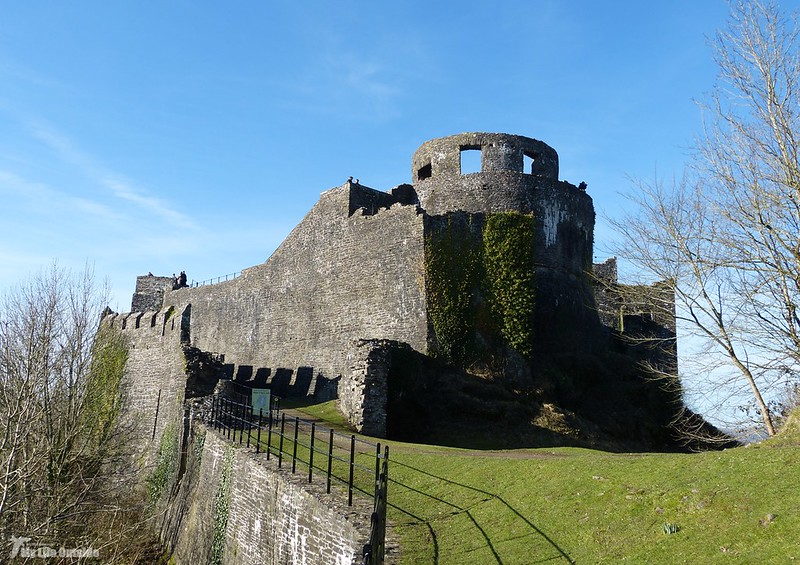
<box><xmin>460</xmin><ymin>145</ymin><xmax>482</xmax><ymax>174</ymax></box>
<box><xmin>417</xmin><ymin>163</ymin><xmax>432</xmax><ymax>181</ymax></box>
<box><xmin>523</xmin><ymin>151</ymin><xmax>536</xmax><ymax>174</ymax></box>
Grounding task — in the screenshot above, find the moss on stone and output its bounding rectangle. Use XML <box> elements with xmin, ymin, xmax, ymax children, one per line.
<box><xmin>82</xmin><ymin>324</ymin><xmax>128</xmax><ymax>452</ymax></box>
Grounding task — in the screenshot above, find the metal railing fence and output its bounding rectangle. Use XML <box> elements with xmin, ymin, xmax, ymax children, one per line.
<box><xmin>189</xmin><ymin>271</ymin><xmax>241</xmax><ymax>287</ymax></box>
<box><xmin>209</xmin><ymin>394</ymin><xmax>388</xmax><ymax>564</ymax></box>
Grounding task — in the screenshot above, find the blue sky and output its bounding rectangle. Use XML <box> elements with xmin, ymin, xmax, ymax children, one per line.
<box><xmin>1</xmin><ymin>0</ymin><xmax>750</xmax><ymax>310</ymax></box>
<box><xmin>8</xmin><ymin>1</ymin><xmax>800</xmax><ymax>429</ymax></box>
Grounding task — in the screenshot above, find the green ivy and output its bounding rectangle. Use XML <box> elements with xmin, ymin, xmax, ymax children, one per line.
<box><xmin>424</xmin><ymin>217</ymin><xmax>482</xmax><ymax>363</ymax></box>
<box><xmin>82</xmin><ymin>325</ymin><xmax>128</xmax><ymax>450</ymax></box>
<box><xmin>193</xmin><ymin>429</ymin><xmax>206</xmax><ymax>465</ymax></box>
<box><xmin>210</xmin><ymin>446</ymin><xmax>234</xmax><ymax>565</ymax></box>
<box><xmin>425</xmin><ymin>212</ymin><xmax>536</xmax><ymax>364</ymax></box>
<box><xmin>146</xmin><ymin>422</ymin><xmax>179</xmax><ymax>506</ymax></box>
<box><xmin>482</xmin><ymin>212</ymin><xmax>536</xmax><ymax>357</ymax></box>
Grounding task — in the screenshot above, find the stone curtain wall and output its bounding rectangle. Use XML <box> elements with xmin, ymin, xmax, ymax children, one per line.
<box><xmin>165</xmin><ymin>426</ymin><xmax>372</xmax><ymax>565</ymax></box>
<box><xmin>102</xmin><ymin>307</ymin><xmax>190</xmax><ymax>484</ymax></box>
<box><xmin>103</xmin><ymin>306</ymin><xmax>377</xmax><ymax>564</ymax></box>
<box><xmin>165</xmin><ymin>183</ymin><xmax>428</xmax><ymax>386</ymax></box>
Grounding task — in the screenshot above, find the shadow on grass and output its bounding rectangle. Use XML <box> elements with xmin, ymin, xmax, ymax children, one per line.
<box><xmin>388</xmin><ymin>458</ymin><xmax>575</xmax><ymax>564</ymax></box>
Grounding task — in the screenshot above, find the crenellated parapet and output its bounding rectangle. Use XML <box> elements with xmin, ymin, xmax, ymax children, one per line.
<box><xmin>102</xmin><ymin>304</ymin><xmax>190</xmax><ymax>342</ymax></box>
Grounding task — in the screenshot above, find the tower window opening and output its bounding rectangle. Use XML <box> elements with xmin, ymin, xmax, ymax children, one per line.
<box><xmin>523</xmin><ymin>151</ymin><xmax>536</xmax><ymax>174</ymax></box>
<box><xmin>460</xmin><ymin>145</ymin><xmax>482</xmax><ymax>174</ymax></box>
<box><xmin>417</xmin><ymin>163</ymin><xmax>432</xmax><ymax>181</ymax></box>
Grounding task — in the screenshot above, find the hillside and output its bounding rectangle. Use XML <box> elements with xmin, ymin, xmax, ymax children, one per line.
<box><xmin>299</xmin><ymin>401</ymin><xmax>799</xmax><ymax>564</ymax></box>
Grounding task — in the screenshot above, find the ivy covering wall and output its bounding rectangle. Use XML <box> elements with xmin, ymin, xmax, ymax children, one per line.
<box><xmin>483</xmin><ymin>212</ymin><xmax>536</xmax><ymax>357</ymax></box>
<box><xmin>424</xmin><ymin>216</ymin><xmax>482</xmax><ymax>362</ymax></box>
<box><xmin>210</xmin><ymin>446</ymin><xmax>234</xmax><ymax>565</ymax></box>
<box><xmin>147</xmin><ymin>422</ymin><xmax>179</xmax><ymax>506</ymax></box>
<box><xmin>82</xmin><ymin>324</ymin><xmax>128</xmax><ymax>455</ymax></box>
<box><xmin>425</xmin><ymin>211</ymin><xmax>536</xmax><ymax>365</ymax></box>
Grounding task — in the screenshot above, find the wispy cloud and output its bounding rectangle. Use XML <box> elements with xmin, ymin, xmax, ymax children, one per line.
<box><xmin>0</xmin><ymin>55</ymin><xmax>70</xmax><ymax>93</ymax></box>
<box><xmin>0</xmin><ymin>168</ymin><xmax>120</xmax><ymax>222</ymax></box>
<box><xmin>28</xmin><ymin>121</ymin><xmax>197</xmax><ymax>230</ymax></box>
<box><xmin>330</xmin><ymin>52</ymin><xmax>400</xmax><ymax>99</ymax></box>
<box><xmin>283</xmin><ymin>48</ymin><xmax>405</xmax><ymax>121</ymax></box>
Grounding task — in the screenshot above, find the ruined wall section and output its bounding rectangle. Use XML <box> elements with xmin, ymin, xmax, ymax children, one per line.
<box><xmin>339</xmin><ymin>339</ymin><xmax>393</xmax><ymax>437</ymax></box>
<box><xmin>102</xmin><ymin>306</ymin><xmax>190</xmax><ymax>483</ymax></box>
<box><xmin>592</xmin><ymin>258</ymin><xmax>677</xmax><ymax>335</ymax></box>
<box><xmin>131</xmin><ymin>275</ymin><xmax>175</xmax><ymax>312</ymax></box>
<box><xmin>165</xmin><ymin>183</ymin><xmax>428</xmax><ymax>387</ymax></box>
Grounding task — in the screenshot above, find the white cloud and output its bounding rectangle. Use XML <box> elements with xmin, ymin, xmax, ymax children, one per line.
<box><xmin>28</xmin><ymin>121</ymin><xmax>197</xmax><ymax>230</ymax></box>
<box><xmin>0</xmin><ymin>168</ymin><xmax>120</xmax><ymax>222</ymax></box>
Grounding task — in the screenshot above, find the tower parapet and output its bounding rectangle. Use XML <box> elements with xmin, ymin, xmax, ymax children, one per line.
<box><xmin>412</xmin><ymin>132</ymin><xmax>558</xmax><ymax>180</ymax></box>
<box><xmin>411</xmin><ymin>132</ymin><xmax>567</xmax><ymax>217</ymax></box>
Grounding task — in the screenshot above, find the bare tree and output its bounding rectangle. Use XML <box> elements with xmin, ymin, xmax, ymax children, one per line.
<box><xmin>0</xmin><ymin>264</ymin><xmax>160</xmax><ymax>561</ymax></box>
<box><xmin>613</xmin><ymin>0</ymin><xmax>800</xmax><ymax>437</ymax></box>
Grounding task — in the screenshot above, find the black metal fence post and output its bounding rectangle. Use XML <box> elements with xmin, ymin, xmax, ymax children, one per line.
<box><xmin>380</xmin><ymin>445</ymin><xmax>389</xmax><ymax>561</ymax></box>
<box><xmin>375</xmin><ymin>442</ymin><xmax>381</xmax><ymax>495</ymax></box>
<box><xmin>278</xmin><ymin>413</ymin><xmax>285</xmax><ymax>468</ymax></box>
<box><xmin>326</xmin><ymin>429</ymin><xmax>334</xmax><ymax>494</ymax></box>
<box><xmin>237</xmin><ymin>399</ymin><xmax>242</xmax><ymax>442</ymax></box>
<box><xmin>292</xmin><ymin>417</ymin><xmax>299</xmax><ymax>474</ymax></box>
<box><xmin>308</xmin><ymin>423</ymin><xmax>316</xmax><ymax>483</ymax></box>
<box><xmin>256</xmin><ymin>408</ymin><xmax>263</xmax><ymax>454</ymax></box>
<box><xmin>267</xmin><ymin>408</ymin><xmax>274</xmax><ymax>460</ymax></box>
<box><xmin>348</xmin><ymin>435</ymin><xmax>356</xmax><ymax>506</ymax></box>
<box><xmin>226</xmin><ymin>398</ymin><xmax>232</xmax><ymax>440</ymax></box>
<box><xmin>246</xmin><ymin>404</ymin><xmax>252</xmax><ymax>448</ymax></box>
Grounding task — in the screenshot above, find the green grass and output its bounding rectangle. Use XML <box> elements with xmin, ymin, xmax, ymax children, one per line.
<box><xmin>291</xmin><ymin>401</ymin><xmax>800</xmax><ymax>564</ymax></box>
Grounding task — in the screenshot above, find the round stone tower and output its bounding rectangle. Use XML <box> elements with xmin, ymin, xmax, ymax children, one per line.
<box><xmin>412</xmin><ymin>132</ymin><xmax>559</xmax><ymax>212</ymax></box>
<box><xmin>413</xmin><ymin>132</ymin><xmax>600</xmax><ymax>349</ymax></box>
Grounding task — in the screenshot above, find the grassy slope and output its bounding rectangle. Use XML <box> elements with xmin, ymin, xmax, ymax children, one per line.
<box><xmin>297</xmin><ymin>402</ymin><xmax>799</xmax><ymax>564</ymax></box>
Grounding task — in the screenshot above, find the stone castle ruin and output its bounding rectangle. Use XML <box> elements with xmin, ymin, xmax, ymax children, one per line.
<box><xmin>106</xmin><ymin>132</ymin><xmax>712</xmax><ymax>456</ymax></box>
<box><xmin>100</xmin><ymin>132</ymin><xmax>736</xmax><ymax>562</ymax></box>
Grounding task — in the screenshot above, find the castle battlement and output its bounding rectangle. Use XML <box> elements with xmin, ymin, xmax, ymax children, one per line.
<box><xmin>103</xmin><ymin>305</ymin><xmax>189</xmax><ymax>340</ymax></box>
